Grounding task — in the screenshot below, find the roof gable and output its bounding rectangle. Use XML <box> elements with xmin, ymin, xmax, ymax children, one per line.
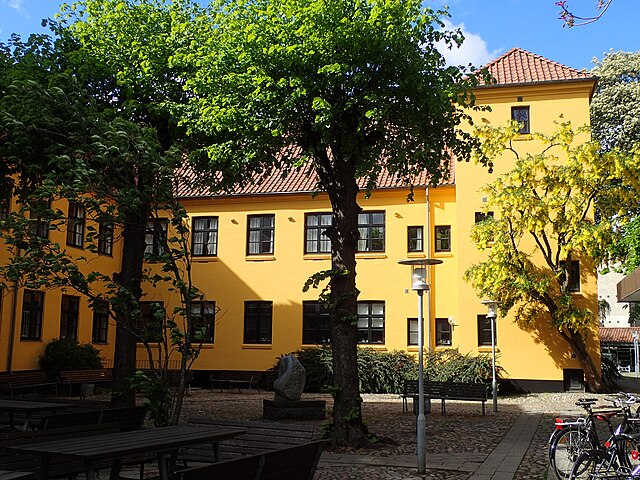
<box><xmin>479</xmin><ymin>48</ymin><xmax>595</xmax><ymax>87</ymax></box>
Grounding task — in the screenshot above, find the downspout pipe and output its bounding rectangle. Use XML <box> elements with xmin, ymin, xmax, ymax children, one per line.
<box><xmin>425</xmin><ymin>187</ymin><xmax>432</xmax><ymax>353</ymax></box>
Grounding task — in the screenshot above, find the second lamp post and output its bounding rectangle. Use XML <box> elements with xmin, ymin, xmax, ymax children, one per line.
<box><xmin>398</xmin><ymin>258</ymin><xmax>442</xmax><ymax>474</ymax></box>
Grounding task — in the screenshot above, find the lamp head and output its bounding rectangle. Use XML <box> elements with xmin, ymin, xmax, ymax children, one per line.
<box><xmin>398</xmin><ymin>258</ymin><xmax>443</xmax><ymax>292</ymax></box>
<box><xmin>481</xmin><ymin>299</ymin><xmax>499</xmax><ymax>318</ymax></box>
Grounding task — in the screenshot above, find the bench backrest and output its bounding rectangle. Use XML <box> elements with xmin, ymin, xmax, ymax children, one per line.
<box><xmin>186</xmin><ymin>418</ymin><xmax>315</xmax><ymax>460</ymax></box>
<box><xmin>59</xmin><ymin>369</ymin><xmax>113</xmax><ymax>384</ymax></box>
<box><xmin>425</xmin><ymin>381</ymin><xmax>489</xmax><ymax>399</ymax></box>
<box><xmin>41</xmin><ymin>410</ymin><xmax>103</xmax><ymax>430</ymax></box>
<box><xmin>99</xmin><ymin>405</ymin><xmax>147</xmax><ymax>432</ymax></box>
<box><xmin>177</xmin><ymin>440</ymin><xmax>325</xmax><ymax>480</ymax></box>
<box><xmin>210</xmin><ymin>371</ymin><xmax>260</xmax><ymax>382</ymax></box>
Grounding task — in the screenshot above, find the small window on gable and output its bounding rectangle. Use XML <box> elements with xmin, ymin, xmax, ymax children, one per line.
<box><xmin>511</xmin><ymin>106</ymin><xmax>530</xmax><ymax>134</ymax></box>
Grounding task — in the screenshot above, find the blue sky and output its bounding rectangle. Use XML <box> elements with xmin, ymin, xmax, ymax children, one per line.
<box><xmin>1</xmin><ymin>0</ymin><xmax>639</xmax><ymax>71</ymax></box>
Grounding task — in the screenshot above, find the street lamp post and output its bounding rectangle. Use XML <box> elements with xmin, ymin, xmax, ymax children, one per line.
<box><xmin>399</xmin><ymin>258</ymin><xmax>442</xmax><ymax>474</ymax></box>
<box><xmin>633</xmin><ymin>331</ymin><xmax>639</xmax><ymax>378</ymax></box>
<box><xmin>481</xmin><ymin>300</ymin><xmax>499</xmax><ymax>413</ymax></box>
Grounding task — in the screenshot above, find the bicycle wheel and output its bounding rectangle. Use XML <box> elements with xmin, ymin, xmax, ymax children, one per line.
<box><xmin>569</xmin><ymin>449</ymin><xmax>619</xmax><ymax>480</ymax></box>
<box><xmin>551</xmin><ymin>427</ymin><xmax>595</xmax><ymax>480</ymax></box>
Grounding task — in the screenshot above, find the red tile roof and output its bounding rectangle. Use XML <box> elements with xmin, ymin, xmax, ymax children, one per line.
<box><xmin>600</xmin><ymin>327</ymin><xmax>640</xmax><ymax>344</ymax></box>
<box><xmin>175</xmin><ymin>160</ymin><xmax>455</xmax><ymax>199</ymax></box>
<box><xmin>479</xmin><ymin>48</ymin><xmax>595</xmax><ymax>87</ymax></box>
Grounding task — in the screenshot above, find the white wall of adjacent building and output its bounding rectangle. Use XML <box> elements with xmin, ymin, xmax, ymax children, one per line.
<box><xmin>599</xmin><ymin>270</ymin><xmax>630</xmax><ymax>326</ymax></box>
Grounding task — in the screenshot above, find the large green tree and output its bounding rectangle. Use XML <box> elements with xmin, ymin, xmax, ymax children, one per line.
<box><xmin>465</xmin><ymin>121</ymin><xmax>640</xmax><ymax>392</ymax></box>
<box><xmin>174</xmin><ymin>0</ymin><xmax>487</xmax><ymax>446</ymax></box>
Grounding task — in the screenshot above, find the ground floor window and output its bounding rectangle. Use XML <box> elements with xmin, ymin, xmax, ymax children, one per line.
<box><xmin>244</xmin><ymin>301</ymin><xmax>272</xmax><ymax>344</ymax></box>
<box><xmin>357</xmin><ymin>302</ymin><xmax>384</xmax><ymax>344</ymax></box>
<box><xmin>302</xmin><ymin>301</ymin><xmax>331</xmax><ymax>344</ymax></box>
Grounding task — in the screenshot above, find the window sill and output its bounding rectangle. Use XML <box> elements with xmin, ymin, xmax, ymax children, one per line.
<box><xmin>406</xmin><ymin>252</ymin><xmax>425</xmax><ymax>258</ymax></box>
<box><xmin>245</xmin><ymin>255</ymin><xmax>276</xmax><ymax>262</ymax></box>
<box><xmin>303</xmin><ymin>254</ymin><xmax>331</xmax><ymax>261</ymax></box>
<box><xmin>478</xmin><ymin>347</ymin><xmax>500</xmax><ymax>353</ymax></box>
<box><xmin>357</xmin><ymin>344</ymin><xmax>387</xmax><ymax>350</ymax></box>
<box><xmin>433</xmin><ymin>252</ymin><xmax>452</xmax><ymax>258</ymax></box>
<box><xmin>513</xmin><ymin>134</ymin><xmax>533</xmax><ymax>141</ymax></box>
<box><xmin>242</xmin><ymin>344</ymin><xmax>273</xmax><ymax>350</ymax></box>
<box><xmin>19</xmin><ymin>338</ymin><xmax>42</xmax><ymax>342</ymax></box>
<box><xmin>355</xmin><ymin>253</ymin><xmax>387</xmax><ymax>260</ymax></box>
<box><xmin>193</xmin><ymin>257</ymin><xmax>218</xmax><ymax>263</ymax></box>
<box><xmin>198</xmin><ymin>343</ymin><xmax>215</xmax><ymax>350</ymax></box>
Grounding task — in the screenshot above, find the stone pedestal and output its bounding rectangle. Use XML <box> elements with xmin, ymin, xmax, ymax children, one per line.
<box><xmin>263</xmin><ymin>399</ymin><xmax>326</xmax><ymax>420</ymax></box>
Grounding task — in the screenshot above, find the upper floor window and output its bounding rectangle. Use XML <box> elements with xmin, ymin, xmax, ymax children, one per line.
<box><xmin>435</xmin><ymin>226</ymin><xmax>451</xmax><ymax>252</ymax></box>
<box><xmin>247</xmin><ymin>214</ymin><xmax>274</xmax><ymax>255</ymax></box>
<box><xmin>92</xmin><ymin>300</ymin><xmax>109</xmax><ymax>343</ymax></box>
<box><xmin>192</xmin><ymin>217</ymin><xmax>218</xmax><ymax>257</ymax></box>
<box><xmin>302</xmin><ymin>301</ymin><xmax>331</xmax><ymax>344</ymax></box>
<box><xmin>29</xmin><ymin>200</ymin><xmax>51</xmax><ymax>240</ymax></box>
<box><xmin>357</xmin><ymin>301</ymin><xmax>384</xmax><ymax>344</ymax></box>
<box><xmin>145</xmin><ymin>219</ymin><xmax>168</xmax><ymax>256</ymax></box>
<box><xmin>511</xmin><ymin>106</ymin><xmax>530</xmax><ymax>134</ymax></box>
<box><xmin>244</xmin><ymin>301</ymin><xmax>272</xmax><ymax>344</ymax></box>
<box><xmin>60</xmin><ymin>295</ymin><xmax>80</xmax><ymax>340</ymax></box>
<box><xmin>305</xmin><ymin>213</ymin><xmax>332</xmax><ymax>254</ymax></box>
<box><xmin>98</xmin><ymin>221</ymin><xmax>113</xmax><ymax>256</ymax></box>
<box><xmin>407</xmin><ymin>318</ymin><xmax>418</xmax><ymax>346</ymax></box>
<box><xmin>559</xmin><ymin>260</ymin><xmax>581</xmax><ymax>292</ymax></box>
<box><xmin>407</xmin><ymin>226</ymin><xmax>423</xmax><ymax>253</ymax></box>
<box><xmin>190</xmin><ymin>301</ymin><xmax>215</xmax><ymax>343</ymax></box>
<box><xmin>0</xmin><ymin>192</ymin><xmax>10</xmax><ymax>220</ymax></box>
<box><xmin>435</xmin><ymin>317</ymin><xmax>452</xmax><ymax>346</ymax></box>
<box><xmin>21</xmin><ymin>290</ymin><xmax>44</xmax><ymax>340</ymax></box>
<box><xmin>66</xmin><ymin>202</ymin><xmax>85</xmax><ymax>248</ymax></box>
<box><xmin>475</xmin><ymin>211</ymin><xmax>494</xmax><ymax>224</ymax></box>
<box><xmin>358</xmin><ymin>212</ymin><xmax>385</xmax><ymax>252</ymax></box>
<box><xmin>138</xmin><ymin>301</ymin><xmax>165</xmax><ymax>342</ymax></box>
<box><xmin>477</xmin><ymin>314</ymin><xmax>496</xmax><ymax>347</ymax></box>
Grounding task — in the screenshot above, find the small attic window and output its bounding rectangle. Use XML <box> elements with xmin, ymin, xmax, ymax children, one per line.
<box><xmin>511</xmin><ymin>106</ymin><xmax>530</xmax><ymax>134</ymax></box>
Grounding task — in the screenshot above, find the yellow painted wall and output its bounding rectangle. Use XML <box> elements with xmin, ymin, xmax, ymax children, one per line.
<box><xmin>1</xmin><ymin>66</ymin><xmax>599</xmax><ymax>388</ymax></box>
<box><xmin>0</xmin><ymin>197</ymin><xmax>121</xmax><ymax>371</ymax></box>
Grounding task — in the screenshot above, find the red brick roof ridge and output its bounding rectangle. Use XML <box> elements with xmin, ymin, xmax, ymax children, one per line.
<box><xmin>479</xmin><ymin>47</ymin><xmax>594</xmax><ymax>86</ymax></box>
<box><xmin>599</xmin><ymin>326</ymin><xmax>640</xmax><ymax>343</ymax></box>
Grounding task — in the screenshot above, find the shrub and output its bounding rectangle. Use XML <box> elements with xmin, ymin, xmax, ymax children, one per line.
<box><xmin>39</xmin><ymin>337</ymin><xmax>103</xmax><ymax>379</ymax></box>
<box><xmin>423</xmin><ymin>349</ymin><xmax>503</xmax><ymax>383</ymax></box>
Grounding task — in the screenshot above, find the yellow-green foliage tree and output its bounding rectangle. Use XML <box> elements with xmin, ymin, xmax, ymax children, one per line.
<box><xmin>465</xmin><ymin>121</ymin><xmax>640</xmax><ymax>392</ymax></box>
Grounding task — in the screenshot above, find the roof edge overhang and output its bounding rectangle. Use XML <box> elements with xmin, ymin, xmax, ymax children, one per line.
<box><xmin>476</xmin><ymin>77</ymin><xmax>598</xmax><ymax>98</ymax></box>
<box><xmin>617</xmin><ymin>266</ymin><xmax>640</xmax><ymax>303</ymax></box>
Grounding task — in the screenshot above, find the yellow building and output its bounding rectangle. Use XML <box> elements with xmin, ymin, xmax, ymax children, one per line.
<box><xmin>1</xmin><ymin>48</ymin><xmax>599</xmax><ymax>392</ymax></box>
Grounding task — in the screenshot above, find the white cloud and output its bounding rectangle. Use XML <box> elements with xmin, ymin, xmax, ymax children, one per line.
<box><xmin>438</xmin><ymin>20</ymin><xmax>502</xmax><ymax>68</ymax></box>
<box><xmin>2</xmin><ymin>0</ymin><xmax>25</xmax><ymax>11</ymax></box>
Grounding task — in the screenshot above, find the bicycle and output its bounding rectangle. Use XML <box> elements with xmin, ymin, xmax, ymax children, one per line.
<box><xmin>549</xmin><ymin>395</ymin><xmax>640</xmax><ymax>480</ymax></box>
<box><xmin>569</xmin><ymin>427</ymin><xmax>640</xmax><ymax>479</ymax></box>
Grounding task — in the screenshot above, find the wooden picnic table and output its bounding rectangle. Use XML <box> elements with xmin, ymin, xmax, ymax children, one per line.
<box><xmin>7</xmin><ymin>425</ymin><xmax>245</xmax><ymax>480</ymax></box>
<box><xmin>0</xmin><ymin>400</ymin><xmax>75</xmax><ymax>431</ymax></box>
<box><xmin>0</xmin><ymin>470</ymin><xmax>35</xmax><ymax>480</ymax></box>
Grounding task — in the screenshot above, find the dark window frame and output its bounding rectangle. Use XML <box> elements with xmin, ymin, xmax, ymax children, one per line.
<box><xmin>190</xmin><ymin>301</ymin><xmax>215</xmax><ymax>343</ymax></box>
<box><xmin>434</xmin><ymin>225</ymin><xmax>451</xmax><ymax>253</ymax></box>
<box><xmin>138</xmin><ymin>301</ymin><xmax>165</xmax><ymax>342</ymax></box>
<box><xmin>21</xmin><ymin>290</ymin><xmax>44</xmax><ymax>340</ymax></box>
<box><xmin>243</xmin><ymin>301</ymin><xmax>273</xmax><ymax>344</ymax></box>
<box><xmin>60</xmin><ymin>295</ymin><xmax>80</xmax><ymax>340</ymax></box>
<box><xmin>0</xmin><ymin>193</ymin><xmax>9</xmax><ymax>220</ymax></box>
<box><xmin>511</xmin><ymin>106</ymin><xmax>530</xmax><ymax>134</ymax></box>
<box><xmin>407</xmin><ymin>318</ymin><xmax>418</xmax><ymax>346</ymax></box>
<box><xmin>29</xmin><ymin>200</ymin><xmax>51</xmax><ymax>240</ymax></box>
<box><xmin>66</xmin><ymin>202</ymin><xmax>85</xmax><ymax>248</ymax></box>
<box><xmin>145</xmin><ymin>219</ymin><xmax>168</xmax><ymax>256</ymax></box>
<box><xmin>247</xmin><ymin>214</ymin><xmax>275</xmax><ymax>255</ymax></box>
<box><xmin>302</xmin><ymin>301</ymin><xmax>331</xmax><ymax>344</ymax></box>
<box><xmin>98</xmin><ymin>221</ymin><xmax>113</xmax><ymax>256</ymax></box>
<box><xmin>477</xmin><ymin>314</ymin><xmax>496</xmax><ymax>347</ymax></box>
<box><xmin>92</xmin><ymin>301</ymin><xmax>109</xmax><ymax>343</ymax></box>
<box><xmin>560</xmin><ymin>260</ymin><xmax>581</xmax><ymax>292</ymax></box>
<box><xmin>304</xmin><ymin>213</ymin><xmax>332</xmax><ymax>254</ymax></box>
<box><xmin>435</xmin><ymin>317</ymin><xmax>452</xmax><ymax>346</ymax></box>
<box><xmin>357</xmin><ymin>211</ymin><xmax>385</xmax><ymax>252</ymax></box>
<box><xmin>357</xmin><ymin>301</ymin><xmax>385</xmax><ymax>344</ymax></box>
<box><xmin>407</xmin><ymin>226</ymin><xmax>424</xmax><ymax>253</ymax></box>
<box><xmin>192</xmin><ymin>216</ymin><xmax>219</xmax><ymax>257</ymax></box>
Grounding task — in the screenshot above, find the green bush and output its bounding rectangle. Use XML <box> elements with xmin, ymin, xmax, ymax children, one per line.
<box><xmin>423</xmin><ymin>349</ymin><xmax>502</xmax><ymax>383</ymax></box>
<box><xmin>39</xmin><ymin>337</ymin><xmax>103</xmax><ymax>379</ymax></box>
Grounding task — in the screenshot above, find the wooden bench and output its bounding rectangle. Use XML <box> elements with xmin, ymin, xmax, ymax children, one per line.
<box><xmin>176</xmin><ymin>440</ymin><xmax>325</xmax><ymax>480</ymax></box>
<box><xmin>58</xmin><ymin>369</ymin><xmax>113</xmax><ymax>398</ymax></box>
<box><xmin>183</xmin><ymin>418</ymin><xmax>315</xmax><ymax>463</ymax></box>
<box><xmin>402</xmin><ymin>380</ymin><xmax>490</xmax><ymax>415</ymax></box>
<box><xmin>41</xmin><ymin>405</ymin><xmax>147</xmax><ymax>432</ymax></box>
<box><xmin>0</xmin><ymin>422</ymin><xmax>119</xmax><ymax>478</ymax></box>
<box><xmin>0</xmin><ymin>372</ymin><xmax>59</xmax><ymax>398</ymax></box>
<box><xmin>209</xmin><ymin>371</ymin><xmax>261</xmax><ymax>393</ymax></box>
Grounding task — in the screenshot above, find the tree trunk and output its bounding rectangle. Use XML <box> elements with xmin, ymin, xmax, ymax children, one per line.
<box><xmin>321</xmin><ymin>161</ymin><xmax>371</xmax><ymax>448</ymax></box>
<box><xmin>111</xmin><ymin>208</ymin><xmax>148</xmax><ymax>407</ymax></box>
<box><xmin>564</xmin><ymin>328</ymin><xmax>603</xmax><ymax>392</ymax></box>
